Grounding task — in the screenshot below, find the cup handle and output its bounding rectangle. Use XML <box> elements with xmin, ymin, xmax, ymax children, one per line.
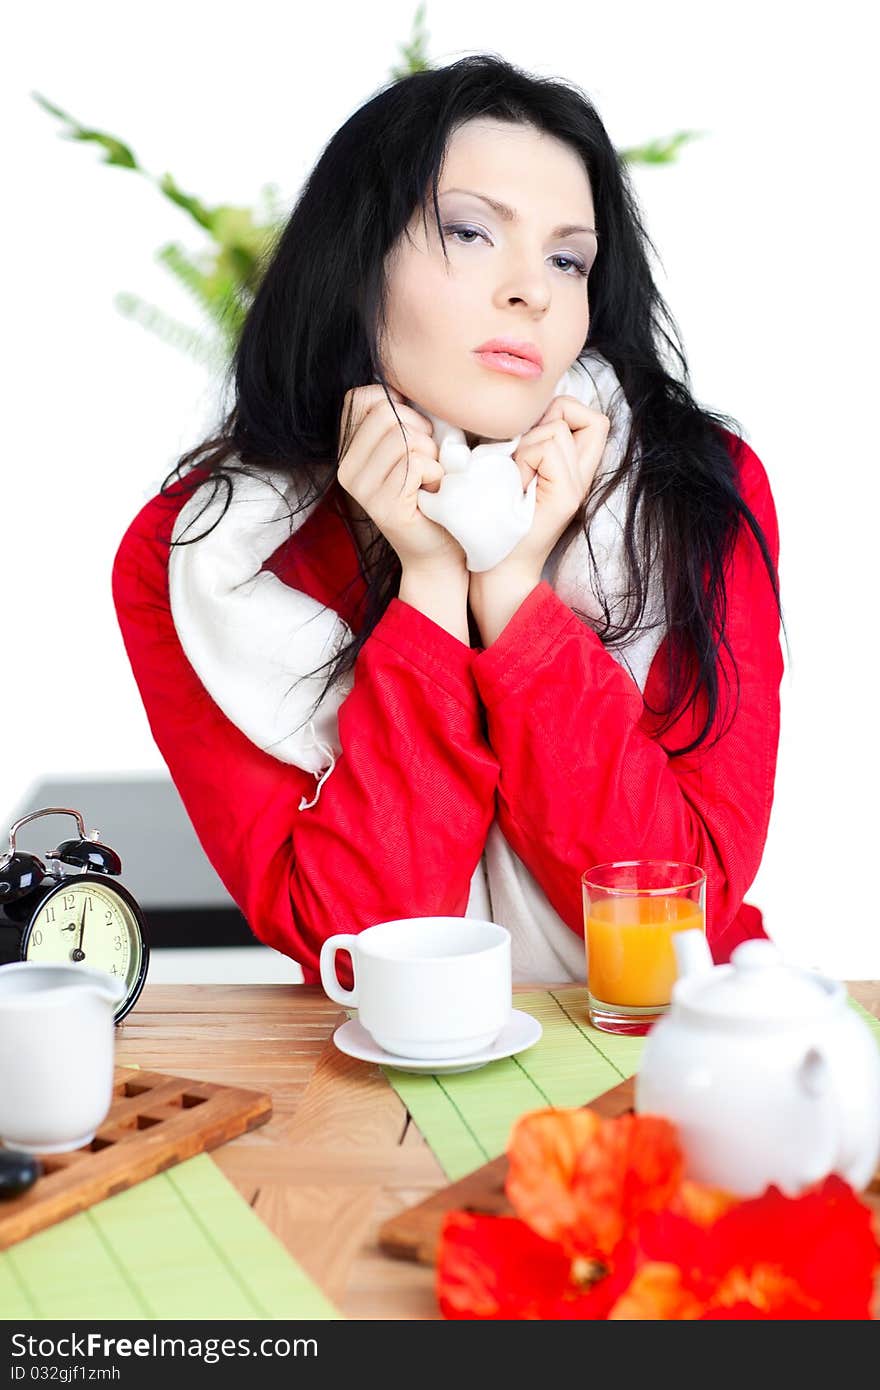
<box><xmin>319</xmin><ymin>934</ymin><xmax>359</xmax><ymax>1005</ymax></box>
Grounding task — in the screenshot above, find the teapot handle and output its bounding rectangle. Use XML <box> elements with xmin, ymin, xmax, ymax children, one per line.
<box><xmin>794</xmin><ymin>1046</ymin><xmax>839</xmax><ymax>1186</ymax></box>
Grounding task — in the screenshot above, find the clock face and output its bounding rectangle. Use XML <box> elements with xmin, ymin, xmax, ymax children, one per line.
<box><xmin>24</xmin><ymin>880</ymin><xmax>144</xmax><ymax>1001</ymax></box>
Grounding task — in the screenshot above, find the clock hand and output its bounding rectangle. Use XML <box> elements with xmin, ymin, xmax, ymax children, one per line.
<box><xmin>76</xmin><ymin>900</ymin><xmax>87</xmax><ymax>953</ymax></box>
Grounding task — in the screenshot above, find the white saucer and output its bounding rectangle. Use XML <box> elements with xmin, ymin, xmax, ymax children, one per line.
<box><xmin>332</xmin><ymin>1009</ymin><xmax>543</xmax><ymax>1074</ymax></box>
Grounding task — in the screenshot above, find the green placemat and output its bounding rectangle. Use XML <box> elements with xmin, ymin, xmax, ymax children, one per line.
<box><xmin>370</xmin><ymin>988</ymin><xmax>880</xmax><ymax>1182</ymax></box>
<box><xmin>0</xmin><ymin>1153</ymin><xmax>340</xmax><ymax>1320</ymax></box>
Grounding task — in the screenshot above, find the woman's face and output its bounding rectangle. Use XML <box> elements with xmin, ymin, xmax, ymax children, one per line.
<box><xmin>379</xmin><ymin>117</ymin><xmax>597</xmax><ymax>446</ymax></box>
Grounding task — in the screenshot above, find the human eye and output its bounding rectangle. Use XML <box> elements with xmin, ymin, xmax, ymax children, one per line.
<box><xmin>442</xmin><ymin>222</ymin><xmax>488</xmax><ymax>246</ymax></box>
<box><xmin>551</xmin><ymin>252</ymin><xmax>589</xmax><ymax>278</ymax></box>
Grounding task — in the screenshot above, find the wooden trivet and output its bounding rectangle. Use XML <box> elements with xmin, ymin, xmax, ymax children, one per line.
<box><xmin>0</xmin><ymin>1066</ymin><xmax>272</xmax><ymax>1250</ymax></box>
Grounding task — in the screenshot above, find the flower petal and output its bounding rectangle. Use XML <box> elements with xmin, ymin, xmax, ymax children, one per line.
<box><xmin>707</xmin><ymin>1177</ymin><xmax>879</xmax><ymax>1319</ymax></box>
<box><xmin>633</xmin><ymin>1176</ymin><xmax>879</xmax><ymax>1320</ymax></box>
<box><xmin>675</xmin><ymin>1179</ymin><xmax>739</xmax><ymax>1227</ymax></box>
<box><xmin>506</xmin><ymin>1109</ymin><xmax>684</xmax><ymax>1259</ymax></box>
<box><xmin>505</xmin><ymin>1109</ymin><xmax>602</xmax><ymax>1251</ymax></box>
<box><xmin>608</xmin><ymin>1262</ymin><xmax>704</xmax><ymax>1320</ymax></box>
<box><xmin>436</xmin><ymin>1211</ymin><xmax>627</xmax><ymax>1320</ymax></box>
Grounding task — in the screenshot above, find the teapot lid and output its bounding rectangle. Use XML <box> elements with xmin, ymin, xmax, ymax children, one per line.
<box><xmin>675</xmin><ymin>940</ymin><xmax>841</xmax><ymax>1025</ymax></box>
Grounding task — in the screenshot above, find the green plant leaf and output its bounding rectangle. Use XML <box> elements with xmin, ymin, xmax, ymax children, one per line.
<box><xmin>31</xmin><ymin>91</ymin><xmax>139</xmax><ymax>170</ymax></box>
<box><xmin>113</xmin><ymin>292</ymin><xmax>230</xmax><ymax>373</ymax></box>
<box><xmin>619</xmin><ymin>129</ymin><xmax>706</xmax><ymax>165</ymax></box>
<box><xmin>390</xmin><ymin>1</ymin><xmax>432</xmax><ymax>79</ymax></box>
<box><xmin>154</xmin><ymin>242</ymin><xmax>247</xmax><ymax>340</ymax></box>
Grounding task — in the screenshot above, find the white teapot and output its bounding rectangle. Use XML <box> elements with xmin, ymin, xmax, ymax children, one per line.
<box><xmin>634</xmin><ymin>933</ymin><xmax>880</xmax><ymax>1197</ymax></box>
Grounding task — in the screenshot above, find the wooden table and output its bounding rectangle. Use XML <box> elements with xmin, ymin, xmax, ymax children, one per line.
<box><xmin>115</xmin><ymin>979</ymin><xmax>880</xmax><ymax>1321</ymax></box>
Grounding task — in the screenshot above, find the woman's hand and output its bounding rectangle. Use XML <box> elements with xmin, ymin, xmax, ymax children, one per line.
<box><xmin>468</xmin><ymin>395</ymin><xmax>611</xmax><ymax>646</ymax></box>
<box><xmin>337</xmin><ymin>384</ymin><xmax>467</xmax><ymax>576</ymax></box>
<box><xmin>500</xmin><ymin>395</ymin><xmax>611</xmax><ymax>581</ymax></box>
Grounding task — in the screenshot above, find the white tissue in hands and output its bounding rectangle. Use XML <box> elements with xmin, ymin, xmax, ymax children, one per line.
<box><xmin>417</xmin><ymin>435</ymin><xmax>539</xmax><ymax>573</ymax></box>
<box><xmin>407</xmin><ymin>366</ymin><xmax>580</xmax><ymax>573</ymax></box>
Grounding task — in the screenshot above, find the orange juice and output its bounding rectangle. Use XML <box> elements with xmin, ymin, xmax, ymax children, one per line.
<box><xmin>585</xmin><ymin>895</ymin><xmax>705</xmax><ymax>1006</ymax></box>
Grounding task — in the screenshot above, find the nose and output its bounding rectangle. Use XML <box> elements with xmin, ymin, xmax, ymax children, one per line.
<box><xmin>493</xmin><ymin>261</ymin><xmax>551</xmax><ymax>313</ymax></box>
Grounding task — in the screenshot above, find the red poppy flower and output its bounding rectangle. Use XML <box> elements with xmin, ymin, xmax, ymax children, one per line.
<box><xmin>505</xmin><ymin>1108</ymin><xmax>685</xmax><ymax>1261</ymax></box>
<box><xmin>436</xmin><ymin>1211</ymin><xmax>635</xmax><ymax>1320</ymax></box>
<box><xmin>610</xmin><ymin>1177</ymin><xmax>879</xmax><ymax>1319</ymax></box>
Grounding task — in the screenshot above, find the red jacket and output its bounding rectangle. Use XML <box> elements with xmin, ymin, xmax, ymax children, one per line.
<box><xmin>111</xmin><ymin>430</ymin><xmax>783</xmax><ymax>984</ymax></box>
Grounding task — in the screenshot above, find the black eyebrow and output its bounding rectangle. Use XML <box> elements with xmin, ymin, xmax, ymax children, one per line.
<box><xmin>439</xmin><ymin>187</ymin><xmax>599</xmax><ymax>240</ymax></box>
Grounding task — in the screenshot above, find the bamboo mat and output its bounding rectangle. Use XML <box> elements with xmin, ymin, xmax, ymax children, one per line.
<box><xmin>0</xmin><ymin>1059</ymin><xmax>341</xmax><ymax>1324</ymax></box>
<box><xmin>0</xmin><ymin>1154</ymin><xmax>340</xmax><ymax>1320</ymax></box>
<box><xmin>367</xmin><ymin>988</ymin><xmax>880</xmax><ymax>1181</ymax></box>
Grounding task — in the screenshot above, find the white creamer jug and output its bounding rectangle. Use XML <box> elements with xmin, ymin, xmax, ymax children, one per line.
<box><xmin>635</xmin><ymin>934</ymin><xmax>880</xmax><ymax>1196</ymax></box>
<box><xmin>0</xmin><ymin>961</ymin><xmax>126</xmax><ymax>1153</ymax></box>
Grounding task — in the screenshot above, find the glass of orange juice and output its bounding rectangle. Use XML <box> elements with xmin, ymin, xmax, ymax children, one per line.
<box><xmin>581</xmin><ymin>860</ymin><xmax>707</xmax><ymax>1034</ymax></box>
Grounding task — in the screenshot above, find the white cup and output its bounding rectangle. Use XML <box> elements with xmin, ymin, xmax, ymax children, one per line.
<box><xmin>319</xmin><ymin>917</ymin><xmax>512</xmax><ymax>1059</ymax></box>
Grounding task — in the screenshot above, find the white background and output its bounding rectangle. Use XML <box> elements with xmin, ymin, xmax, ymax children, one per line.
<box><xmin>4</xmin><ymin>1</ymin><xmax>878</xmax><ymax>977</ymax></box>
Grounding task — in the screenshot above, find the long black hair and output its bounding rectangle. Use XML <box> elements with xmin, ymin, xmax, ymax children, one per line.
<box><xmin>161</xmin><ymin>53</ymin><xmax>784</xmax><ymax>758</ymax></box>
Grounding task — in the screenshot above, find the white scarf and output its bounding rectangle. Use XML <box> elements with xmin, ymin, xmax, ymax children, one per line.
<box><xmin>168</xmin><ymin>349</ymin><xmax>667</xmax><ymax>982</ymax></box>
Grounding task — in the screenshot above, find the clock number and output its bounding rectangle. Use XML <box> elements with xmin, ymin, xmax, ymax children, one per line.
<box><xmin>63</xmin><ymin>893</ymin><xmax>75</xmax><ymax>911</ymax></box>
<box><xmin>32</xmin><ymin>929</ymin><xmax>43</xmax><ymax>946</ymax></box>
<box><xmin>114</xmin><ymin>935</ymin><xmax>122</xmax><ymax>950</ymax></box>
<box><xmin>105</xmin><ymin>910</ymin><xmax>113</xmax><ymax>925</ymax></box>
<box><xmin>110</xmin><ymin>964</ymin><xmax>120</xmax><ymax>976</ymax></box>
<box><xmin>44</xmin><ymin>904</ymin><xmax>56</xmax><ymax>925</ymax></box>
<box><xmin>86</xmin><ymin>896</ymin><xmax>93</xmax><ymax>913</ymax></box>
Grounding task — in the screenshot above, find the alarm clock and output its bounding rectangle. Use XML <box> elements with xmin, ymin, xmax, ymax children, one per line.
<box><xmin>0</xmin><ymin>806</ymin><xmax>149</xmax><ymax>1023</ymax></box>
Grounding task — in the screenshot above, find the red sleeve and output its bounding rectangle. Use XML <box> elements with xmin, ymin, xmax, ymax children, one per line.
<box><xmin>111</xmin><ymin>478</ymin><xmax>500</xmax><ymax>985</ymax></box>
<box><xmin>469</xmin><ymin>433</ymin><xmax>783</xmax><ymax>963</ymax></box>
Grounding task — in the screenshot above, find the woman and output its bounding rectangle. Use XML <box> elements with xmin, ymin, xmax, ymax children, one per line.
<box><xmin>112</xmin><ymin>55</ymin><xmax>784</xmax><ymax>986</ymax></box>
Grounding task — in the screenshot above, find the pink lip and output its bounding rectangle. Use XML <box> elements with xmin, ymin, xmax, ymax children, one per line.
<box><xmin>474</xmin><ymin>337</ymin><xmax>544</xmax><ymax>369</ymax></box>
<box><xmin>474</xmin><ymin>351</ymin><xmax>542</xmax><ymax>379</ymax></box>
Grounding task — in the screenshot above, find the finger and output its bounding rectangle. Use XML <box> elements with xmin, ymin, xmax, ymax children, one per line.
<box><xmin>338</xmin><ymin>399</ymin><xmax>433</xmax><ymax>481</ymax></box>
<box><xmin>517</xmin><ymin>421</ymin><xmax>561</xmax><ymax>449</ymax></box>
<box><xmin>512</xmin><ymin>439</ymin><xmax>550</xmax><ymax>492</ymax></box>
<box><xmin>519</xmin><ymin>432</ymin><xmax>583</xmax><ymax>495</ymax></box>
<box><xmin>381</xmin><ymin>448</ymin><xmax>444</xmax><ymax>506</ymax></box>
<box><xmin>513</xmin><ymin>421</ymin><xmax>570</xmax><ymax>474</ymax></box>
<box><xmin>340</xmin><ymin>384</ymin><xmax>392</xmax><ymax>436</ymax></box>
<box><xmin>411</xmin><ymin>456</ymin><xmax>445</xmax><ymax>495</ymax></box>
<box><xmin>536</xmin><ymin>396</ymin><xmax>610</xmax><ymax>432</ymax></box>
<box><xmin>361</xmin><ymin>433</ymin><xmax>440</xmax><ymax>501</ymax></box>
<box><xmin>395</xmin><ymin>444</ymin><xmax>442</xmax><ymax>491</ymax></box>
<box><xmin>381</xmin><ymin>404</ymin><xmax>434</xmax><ymax>440</ymax></box>
<box><xmin>519</xmin><ymin>411</ymin><xmax>604</xmax><ymax>488</ymax></box>
<box><xmin>339</xmin><ymin>384</ymin><xmax>421</xmax><ymax>454</ymax></box>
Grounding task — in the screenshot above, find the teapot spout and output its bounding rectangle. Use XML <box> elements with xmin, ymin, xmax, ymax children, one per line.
<box><xmin>673</xmin><ymin>928</ymin><xmax>714</xmax><ymax>980</ymax></box>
